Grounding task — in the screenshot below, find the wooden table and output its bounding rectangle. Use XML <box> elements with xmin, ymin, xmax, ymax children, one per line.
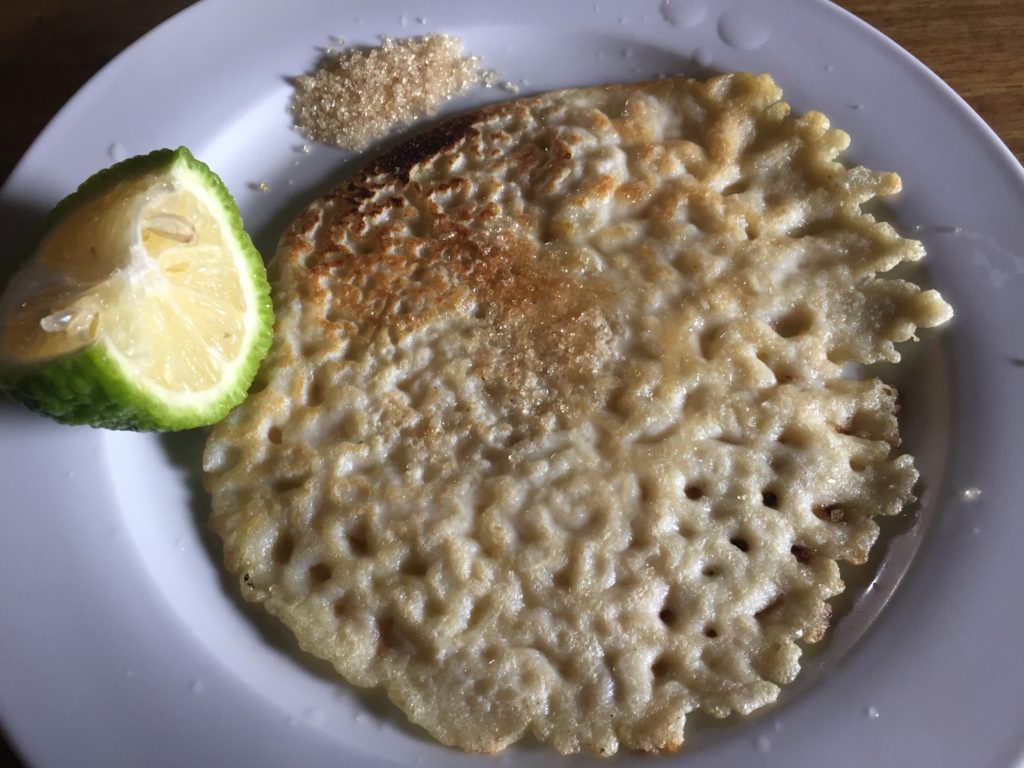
<box><xmin>0</xmin><ymin>0</ymin><xmax>1020</xmax><ymax>765</ymax></box>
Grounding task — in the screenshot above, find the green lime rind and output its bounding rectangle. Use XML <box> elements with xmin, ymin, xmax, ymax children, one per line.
<box><xmin>0</xmin><ymin>317</ymin><xmax>273</xmax><ymax>430</ymax></box>
<box><xmin>2</xmin><ymin>342</ymin><xmax>234</xmax><ymax>431</ymax></box>
<box><xmin>0</xmin><ymin>146</ymin><xmax>274</xmax><ymax>432</ymax></box>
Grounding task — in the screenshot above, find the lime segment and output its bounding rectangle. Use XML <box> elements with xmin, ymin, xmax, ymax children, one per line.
<box><xmin>0</xmin><ymin>147</ymin><xmax>273</xmax><ymax>431</ymax></box>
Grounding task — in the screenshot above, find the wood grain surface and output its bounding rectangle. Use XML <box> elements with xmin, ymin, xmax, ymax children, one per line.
<box><xmin>0</xmin><ymin>0</ymin><xmax>1020</xmax><ymax>765</ymax></box>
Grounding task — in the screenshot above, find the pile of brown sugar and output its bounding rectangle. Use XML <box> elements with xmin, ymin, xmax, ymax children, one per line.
<box><xmin>290</xmin><ymin>35</ymin><xmax>495</xmax><ymax>151</ymax></box>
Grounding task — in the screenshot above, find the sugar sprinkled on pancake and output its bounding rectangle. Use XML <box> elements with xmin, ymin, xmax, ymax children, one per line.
<box><xmin>204</xmin><ymin>73</ymin><xmax>951</xmax><ymax>755</ymax></box>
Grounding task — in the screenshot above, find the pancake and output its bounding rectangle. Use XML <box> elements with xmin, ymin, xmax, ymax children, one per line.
<box><xmin>203</xmin><ymin>72</ymin><xmax>951</xmax><ymax>755</ymax></box>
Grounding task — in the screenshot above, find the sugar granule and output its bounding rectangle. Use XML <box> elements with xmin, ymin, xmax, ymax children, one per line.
<box><xmin>291</xmin><ymin>35</ymin><xmax>496</xmax><ymax>151</ymax></box>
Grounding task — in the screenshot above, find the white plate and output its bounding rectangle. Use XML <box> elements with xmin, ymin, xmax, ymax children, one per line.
<box><xmin>2</xmin><ymin>1</ymin><xmax>1023</xmax><ymax>765</ymax></box>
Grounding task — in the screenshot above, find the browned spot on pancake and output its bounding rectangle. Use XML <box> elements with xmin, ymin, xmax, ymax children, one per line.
<box><xmin>369</xmin><ymin>110</ymin><xmax>493</xmax><ymax>184</ymax></box>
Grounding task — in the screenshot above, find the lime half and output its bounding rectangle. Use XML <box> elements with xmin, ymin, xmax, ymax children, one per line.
<box><xmin>0</xmin><ymin>147</ymin><xmax>273</xmax><ymax>431</ymax></box>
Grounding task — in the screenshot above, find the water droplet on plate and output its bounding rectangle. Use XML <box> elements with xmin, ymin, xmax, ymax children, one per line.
<box><xmin>415</xmin><ymin>16</ymin><xmax>427</xmax><ymax>24</ymax></box>
<box><xmin>189</xmin><ymin>679</ymin><xmax>205</xmax><ymax>694</ymax></box>
<box><xmin>962</xmin><ymin>486</ymin><xmax>982</xmax><ymax>501</ymax></box>
<box><xmin>660</xmin><ymin>0</ymin><xmax>708</xmax><ymax>28</ymax></box>
<box><xmin>851</xmin><ymin>103</ymin><xmax>865</xmax><ymax>111</ymax></box>
<box><xmin>65</xmin><ymin>470</ymin><xmax>75</xmax><ymax>479</ymax></box>
<box><xmin>693</xmin><ymin>47</ymin><xmax>714</xmax><ymax>67</ymax></box>
<box><xmin>622</xmin><ymin>47</ymin><xmax>635</xmax><ymax>59</ymax></box>
<box><xmin>773</xmin><ymin>719</ymin><xmax>783</xmax><ymax>732</ymax></box>
<box><xmin>755</xmin><ymin>734</ymin><xmax>772</xmax><ymax>752</ymax></box>
<box><xmin>824</xmin><ymin>63</ymin><xmax>836</xmax><ymax>73</ymax></box>
<box><xmin>865</xmin><ymin>705</ymin><xmax>880</xmax><ymax>719</ymax></box>
<box><xmin>108</xmin><ymin>142</ymin><xmax>127</xmax><ymax>162</ymax></box>
<box><xmin>304</xmin><ymin>707</ymin><xmax>326</xmax><ymax>725</ymax></box>
<box><xmin>399</xmin><ymin>13</ymin><xmax>409</xmax><ymax>26</ymax></box>
<box><xmin>717</xmin><ymin>9</ymin><xmax>770</xmax><ymax>50</ymax></box>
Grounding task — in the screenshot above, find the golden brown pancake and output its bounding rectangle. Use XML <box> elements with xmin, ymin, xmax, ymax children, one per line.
<box><xmin>203</xmin><ymin>73</ymin><xmax>951</xmax><ymax>755</ymax></box>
